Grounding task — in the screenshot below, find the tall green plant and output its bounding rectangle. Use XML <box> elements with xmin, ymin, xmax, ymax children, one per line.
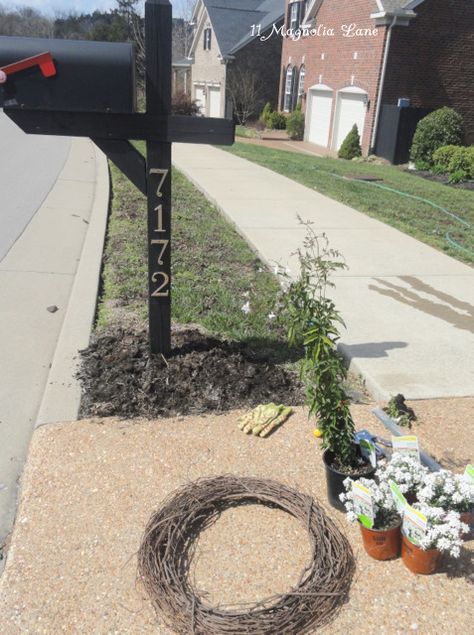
<box><xmin>279</xmin><ymin>219</ymin><xmax>356</xmax><ymax>467</ymax></box>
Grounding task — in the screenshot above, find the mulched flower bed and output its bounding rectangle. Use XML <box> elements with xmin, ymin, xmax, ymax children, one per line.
<box><xmin>78</xmin><ymin>326</ymin><xmax>304</xmax><ymax>419</ymax></box>
<box><xmin>407</xmin><ymin>169</ymin><xmax>474</xmax><ymax>190</ymax></box>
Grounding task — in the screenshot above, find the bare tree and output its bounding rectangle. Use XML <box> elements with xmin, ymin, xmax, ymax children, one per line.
<box><xmin>227</xmin><ymin>67</ymin><xmax>263</xmax><ymax>125</ymax></box>
<box><xmin>0</xmin><ymin>5</ymin><xmax>54</xmax><ymax>38</ymax></box>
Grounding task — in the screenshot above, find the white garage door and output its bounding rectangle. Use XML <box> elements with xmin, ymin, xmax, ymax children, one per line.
<box><xmin>209</xmin><ymin>87</ymin><xmax>221</xmax><ymax>118</ymax></box>
<box><xmin>195</xmin><ymin>85</ymin><xmax>206</xmax><ymax>115</ymax></box>
<box><xmin>307</xmin><ymin>89</ymin><xmax>333</xmax><ymax>147</ymax></box>
<box><xmin>334</xmin><ymin>91</ymin><xmax>367</xmax><ymax>150</ymax></box>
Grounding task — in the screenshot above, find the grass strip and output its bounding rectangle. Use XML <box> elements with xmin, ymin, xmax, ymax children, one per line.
<box><xmin>97</xmin><ymin>154</ymin><xmax>282</xmax><ymax>345</ymax></box>
<box><xmin>222</xmin><ymin>142</ymin><xmax>474</xmax><ymax>265</ymax></box>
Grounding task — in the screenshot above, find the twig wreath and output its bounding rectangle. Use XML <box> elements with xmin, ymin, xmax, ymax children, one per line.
<box><xmin>137</xmin><ymin>475</ymin><xmax>355</xmax><ymax>634</ymax></box>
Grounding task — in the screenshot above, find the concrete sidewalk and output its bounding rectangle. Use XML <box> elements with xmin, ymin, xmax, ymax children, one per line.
<box><xmin>0</xmin><ymin>138</ymin><xmax>109</xmax><ymax>564</ymax></box>
<box><xmin>173</xmin><ymin>144</ymin><xmax>474</xmax><ymax>401</ymax></box>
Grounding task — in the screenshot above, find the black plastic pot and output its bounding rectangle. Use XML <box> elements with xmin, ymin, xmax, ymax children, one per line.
<box><xmin>322</xmin><ymin>448</ymin><xmax>376</xmax><ymax>511</ymax></box>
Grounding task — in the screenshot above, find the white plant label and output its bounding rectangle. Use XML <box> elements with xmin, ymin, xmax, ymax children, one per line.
<box><xmin>389</xmin><ymin>480</ymin><xmax>408</xmax><ymax>515</ymax></box>
<box><xmin>391</xmin><ymin>435</ymin><xmax>420</xmax><ymax>461</ymax></box>
<box><xmin>402</xmin><ymin>505</ymin><xmax>427</xmax><ymax>547</ymax></box>
<box><xmin>352</xmin><ymin>482</ymin><xmax>375</xmax><ymax>529</ymax></box>
<box><xmin>463</xmin><ymin>464</ymin><xmax>474</xmax><ymax>484</ymax></box>
<box><xmin>360</xmin><ymin>438</ymin><xmax>377</xmax><ymax>468</ymax></box>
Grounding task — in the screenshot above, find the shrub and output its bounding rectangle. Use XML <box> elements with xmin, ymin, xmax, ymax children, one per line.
<box><xmin>448</xmin><ymin>169</ymin><xmax>468</xmax><ymax>184</ymax></box>
<box><xmin>447</xmin><ymin>146</ymin><xmax>469</xmax><ymax>174</ymax></box>
<box><xmin>432</xmin><ymin>145</ymin><xmax>460</xmax><ymax>173</ymax></box>
<box><xmin>465</xmin><ymin>146</ymin><xmax>474</xmax><ymax>178</ymax></box>
<box><xmin>260</xmin><ymin>102</ymin><xmax>273</xmax><ymax>127</ymax></box>
<box><xmin>268</xmin><ymin>110</ymin><xmax>287</xmax><ymax>130</ymax></box>
<box><xmin>171</xmin><ymin>91</ymin><xmax>200</xmax><ymax>116</ymax></box>
<box><xmin>338</xmin><ymin>124</ymin><xmax>362</xmax><ymax>160</ymax></box>
<box><xmin>410</xmin><ymin>107</ymin><xmax>464</xmax><ymax>166</ymax></box>
<box><xmin>286</xmin><ymin>102</ymin><xmax>305</xmax><ymax>140</ymax></box>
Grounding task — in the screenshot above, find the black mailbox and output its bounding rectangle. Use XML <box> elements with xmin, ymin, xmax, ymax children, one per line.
<box><xmin>0</xmin><ymin>36</ymin><xmax>136</xmax><ymax>113</ymax></box>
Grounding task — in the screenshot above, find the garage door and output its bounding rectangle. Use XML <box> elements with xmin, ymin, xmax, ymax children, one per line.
<box><xmin>209</xmin><ymin>87</ymin><xmax>221</xmax><ymax>118</ymax></box>
<box><xmin>307</xmin><ymin>89</ymin><xmax>333</xmax><ymax>147</ymax></box>
<box><xmin>195</xmin><ymin>85</ymin><xmax>206</xmax><ymax>115</ymax></box>
<box><xmin>334</xmin><ymin>91</ymin><xmax>367</xmax><ymax>150</ymax></box>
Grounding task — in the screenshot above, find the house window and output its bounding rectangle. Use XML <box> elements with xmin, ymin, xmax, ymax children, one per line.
<box><xmin>288</xmin><ymin>1</ymin><xmax>307</xmax><ymax>30</ymax></box>
<box><xmin>298</xmin><ymin>64</ymin><xmax>305</xmax><ymax>98</ymax></box>
<box><xmin>284</xmin><ymin>65</ymin><xmax>296</xmax><ymax>112</ymax></box>
<box><xmin>203</xmin><ymin>28</ymin><xmax>212</xmax><ymax>50</ymax></box>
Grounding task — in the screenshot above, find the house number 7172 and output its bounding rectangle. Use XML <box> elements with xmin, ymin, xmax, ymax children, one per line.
<box><xmin>149</xmin><ymin>167</ymin><xmax>170</xmax><ymax>297</ymax></box>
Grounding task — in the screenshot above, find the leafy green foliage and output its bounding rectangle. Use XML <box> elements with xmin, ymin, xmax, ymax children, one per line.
<box><xmin>260</xmin><ymin>102</ymin><xmax>273</xmax><ymax>128</ymax></box>
<box><xmin>410</xmin><ymin>107</ymin><xmax>464</xmax><ymax>166</ymax></box>
<box><xmin>259</xmin><ymin>102</ymin><xmax>287</xmax><ymax>130</ymax></box>
<box><xmin>286</xmin><ymin>102</ymin><xmax>305</xmax><ymax>140</ymax></box>
<box><xmin>338</xmin><ymin>124</ymin><xmax>362</xmax><ymax>160</ymax></box>
<box><xmin>279</xmin><ymin>220</ymin><xmax>357</xmax><ymax>467</ymax></box>
<box><xmin>432</xmin><ymin>145</ymin><xmax>461</xmax><ymax>173</ymax></box>
<box><xmin>448</xmin><ymin>169</ymin><xmax>468</xmax><ymax>184</ymax></box>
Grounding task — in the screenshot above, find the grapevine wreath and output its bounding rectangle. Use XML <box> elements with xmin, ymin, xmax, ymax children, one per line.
<box><xmin>138</xmin><ymin>475</ymin><xmax>355</xmax><ymax>634</ymax></box>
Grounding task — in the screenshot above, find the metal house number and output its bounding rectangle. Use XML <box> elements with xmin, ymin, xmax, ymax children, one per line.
<box><xmin>149</xmin><ymin>167</ymin><xmax>170</xmax><ymax>298</ymax></box>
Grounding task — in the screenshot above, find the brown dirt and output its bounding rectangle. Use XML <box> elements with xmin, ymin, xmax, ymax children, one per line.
<box><xmin>0</xmin><ymin>402</ymin><xmax>472</xmax><ymax>635</ymax></box>
<box><xmin>78</xmin><ymin>326</ymin><xmax>304</xmax><ymax>418</ymax></box>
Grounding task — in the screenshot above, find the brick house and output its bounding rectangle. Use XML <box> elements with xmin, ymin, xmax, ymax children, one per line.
<box><xmin>188</xmin><ymin>0</ymin><xmax>284</xmax><ymax>119</ymax></box>
<box><xmin>279</xmin><ymin>0</ymin><xmax>474</xmax><ymax>158</ymax></box>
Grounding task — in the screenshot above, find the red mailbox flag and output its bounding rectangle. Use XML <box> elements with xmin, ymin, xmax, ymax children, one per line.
<box><xmin>0</xmin><ymin>52</ymin><xmax>56</xmax><ymax>82</ymax></box>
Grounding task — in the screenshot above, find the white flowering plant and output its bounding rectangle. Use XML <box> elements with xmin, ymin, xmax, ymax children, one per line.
<box><xmin>376</xmin><ymin>453</ymin><xmax>428</xmax><ymax>498</ymax></box>
<box><xmin>418</xmin><ymin>470</ymin><xmax>474</xmax><ymax>514</ymax></box>
<box><xmin>410</xmin><ymin>504</ymin><xmax>468</xmax><ymax>558</ymax></box>
<box><xmin>340</xmin><ymin>477</ymin><xmax>400</xmax><ymax>530</ymax></box>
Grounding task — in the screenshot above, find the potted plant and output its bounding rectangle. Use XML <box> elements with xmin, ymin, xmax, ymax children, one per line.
<box><xmin>340</xmin><ymin>477</ymin><xmax>401</xmax><ymax>560</ymax></box>
<box><xmin>376</xmin><ymin>453</ymin><xmax>428</xmax><ymax>504</ymax></box>
<box><xmin>418</xmin><ymin>470</ymin><xmax>474</xmax><ymax>538</ymax></box>
<box><xmin>279</xmin><ymin>220</ymin><xmax>375</xmax><ymax>511</ymax></box>
<box><xmin>401</xmin><ymin>504</ymin><xmax>468</xmax><ymax>575</ymax></box>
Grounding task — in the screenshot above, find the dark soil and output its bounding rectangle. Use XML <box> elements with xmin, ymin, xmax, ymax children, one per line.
<box><xmin>407</xmin><ymin>169</ymin><xmax>474</xmax><ymax>190</ymax></box>
<box><xmin>78</xmin><ymin>326</ymin><xmax>304</xmax><ymax>419</ymax></box>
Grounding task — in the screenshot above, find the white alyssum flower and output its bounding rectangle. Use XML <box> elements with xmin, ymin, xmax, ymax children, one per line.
<box><xmin>413</xmin><ymin>504</ymin><xmax>468</xmax><ymax>558</ymax></box>
<box><xmin>339</xmin><ymin>476</ymin><xmax>400</xmax><ymax>529</ymax></box>
<box><xmin>418</xmin><ymin>470</ymin><xmax>474</xmax><ymax>513</ymax></box>
<box><xmin>376</xmin><ymin>453</ymin><xmax>428</xmax><ymax>496</ymax></box>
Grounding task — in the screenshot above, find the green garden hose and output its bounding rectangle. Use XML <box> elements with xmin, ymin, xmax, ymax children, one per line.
<box><xmin>309</xmin><ymin>166</ymin><xmax>474</xmax><ymax>257</ymax></box>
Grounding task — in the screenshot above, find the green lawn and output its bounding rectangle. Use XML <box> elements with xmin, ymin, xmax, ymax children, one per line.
<box><xmin>222</xmin><ymin>143</ymin><xmax>474</xmax><ymax>265</ymax></box>
<box><xmin>97</xmin><ymin>147</ymin><xmax>282</xmax><ymax>346</ymax></box>
<box><xmin>235</xmin><ymin>125</ymin><xmax>259</xmax><ymax>139</ymax></box>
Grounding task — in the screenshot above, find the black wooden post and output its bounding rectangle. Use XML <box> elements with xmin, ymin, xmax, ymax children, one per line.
<box><xmin>145</xmin><ymin>0</ymin><xmax>172</xmax><ymax>355</ymax></box>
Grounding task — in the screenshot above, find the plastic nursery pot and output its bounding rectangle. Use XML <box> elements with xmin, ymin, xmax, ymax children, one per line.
<box><xmin>359</xmin><ymin>522</ymin><xmax>401</xmax><ymax>561</ymax></box>
<box><xmin>401</xmin><ymin>534</ymin><xmax>441</xmax><ymax>575</ymax></box>
<box><xmin>460</xmin><ymin>510</ymin><xmax>472</xmax><ymax>540</ymax></box>
<box><xmin>322</xmin><ymin>448</ymin><xmax>376</xmax><ymax>512</ymax></box>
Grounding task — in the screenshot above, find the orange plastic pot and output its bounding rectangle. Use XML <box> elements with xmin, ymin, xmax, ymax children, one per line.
<box><xmin>359</xmin><ymin>522</ymin><xmax>401</xmax><ymax>561</ymax></box>
<box><xmin>401</xmin><ymin>534</ymin><xmax>441</xmax><ymax>574</ymax></box>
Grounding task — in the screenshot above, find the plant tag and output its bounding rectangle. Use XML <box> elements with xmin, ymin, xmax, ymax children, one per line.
<box><xmin>463</xmin><ymin>464</ymin><xmax>474</xmax><ymax>484</ymax></box>
<box><xmin>359</xmin><ymin>438</ymin><xmax>377</xmax><ymax>468</ymax></box>
<box><xmin>389</xmin><ymin>480</ymin><xmax>408</xmax><ymax>515</ymax></box>
<box><xmin>391</xmin><ymin>435</ymin><xmax>420</xmax><ymax>461</ymax></box>
<box><xmin>402</xmin><ymin>505</ymin><xmax>427</xmax><ymax>547</ymax></box>
<box><xmin>352</xmin><ymin>482</ymin><xmax>375</xmax><ymax>529</ymax></box>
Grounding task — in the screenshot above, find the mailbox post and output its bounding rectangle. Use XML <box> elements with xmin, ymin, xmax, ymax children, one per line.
<box><xmin>0</xmin><ymin>0</ymin><xmax>235</xmax><ymax>355</ymax></box>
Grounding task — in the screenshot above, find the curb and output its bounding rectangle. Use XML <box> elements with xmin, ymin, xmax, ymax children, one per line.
<box><xmin>35</xmin><ymin>141</ymin><xmax>109</xmax><ymax>426</ymax></box>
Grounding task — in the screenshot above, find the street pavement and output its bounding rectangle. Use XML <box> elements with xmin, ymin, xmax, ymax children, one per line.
<box><xmin>0</xmin><ymin>112</ymin><xmax>108</xmax><ymax>565</ymax></box>
<box><xmin>173</xmin><ymin>143</ymin><xmax>474</xmax><ymax>401</ymax></box>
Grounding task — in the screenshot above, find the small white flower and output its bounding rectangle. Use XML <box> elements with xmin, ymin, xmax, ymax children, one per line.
<box><xmin>268</xmin><ymin>312</ymin><xmax>276</xmax><ymax>320</ymax></box>
<box><xmin>241</xmin><ymin>301</ymin><xmax>251</xmax><ymax>314</ymax></box>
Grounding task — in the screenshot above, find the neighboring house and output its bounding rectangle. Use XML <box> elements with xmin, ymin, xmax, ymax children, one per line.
<box><xmin>188</xmin><ymin>0</ymin><xmax>285</xmax><ymax>119</ymax></box>
<box><xmin>280</xmin><ymin>0</ymin><xmax>474</xmax><ymax>158</ymax></box>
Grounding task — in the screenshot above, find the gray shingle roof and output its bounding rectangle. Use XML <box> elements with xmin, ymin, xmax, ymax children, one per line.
<box><xmin>202</xmin><ymin>0</ymin><xmax>285</xmax><ymax>57</ymax></box>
